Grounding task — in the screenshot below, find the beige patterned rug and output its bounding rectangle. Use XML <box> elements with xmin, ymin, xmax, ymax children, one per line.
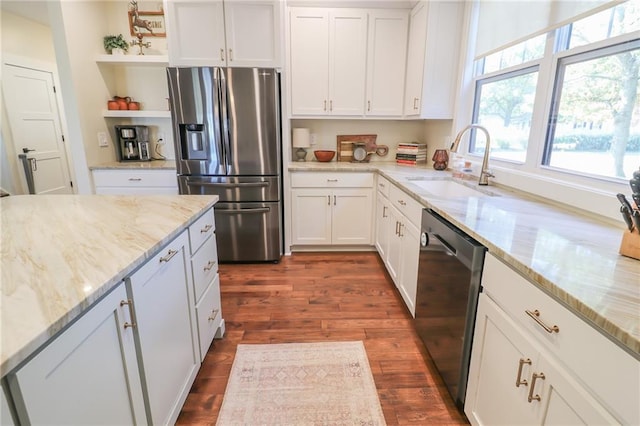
<box><xmin>216</xmin><ymin>341</ymin><xmax>386</xmax><ymax>425</ymax></box>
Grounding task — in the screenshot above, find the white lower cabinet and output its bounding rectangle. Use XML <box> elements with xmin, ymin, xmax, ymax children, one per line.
<box><xmin>290</xmin><ymin>172</ymin><xmax>374</xmax><ymax>246</ymax></box>
<box><xmin>466</xmin><ymin>294</ymin><xmax>620</xmax><ymax>426</ymax></box>
<box><xmin>187</xmin><ymin>208</ymin><xmax>224</xmax><ymax>361</ymax></box>
<box><xmin>8</xmin><ymin>283</ymin><xmax>148</xmax><ymax>425</ymax></box>
<box><xmin>92</xmin><ymin>169</ymin><xmax>178</xmax><ymax>195</ymax></box>
<box><xmin>127</xmin><ymin>230</ymin><xmax>199</xmax><ymax>425</ymax></box>
<box><xmin>466</xmin><ymin>253</ymin><xmax>639</xmax><ymax>425</ymax></box>
<box><xmin>374</xmin><ymin>177</ymin><xmax>421</xmax><ymax>316</ymax></box>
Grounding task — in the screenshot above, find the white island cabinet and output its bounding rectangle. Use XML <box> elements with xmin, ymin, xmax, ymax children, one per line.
<box><xmin>127</xmin><ymin>230</ymin><xmax>199</xmax><ymax>426</ymax></box>
<box><xmin>466</xmin><ymin>254</ymin><xmax>640</xmax><ymax>425</ymax></box>
<box><xmin>7</xmin><ymin>283</ymin><xmax>148</xmax><ymax>425</ymax></box>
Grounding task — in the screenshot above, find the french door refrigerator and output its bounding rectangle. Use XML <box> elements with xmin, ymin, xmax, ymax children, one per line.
<box><xmin>167</xmin><ymin>67</ymin><xmax>282</xmax><ymax>262</ymax></box>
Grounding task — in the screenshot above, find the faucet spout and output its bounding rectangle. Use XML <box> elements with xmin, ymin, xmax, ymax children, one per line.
<box><xmin>450</xmin><ymin>124</ymin><xmax>493</xmax><ymax>186</ymax></box>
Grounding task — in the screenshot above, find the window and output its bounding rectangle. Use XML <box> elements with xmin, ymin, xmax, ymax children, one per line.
<box><xmin>544</xmin><ymin>41</ymin><xmax>640</xmax><ymax>179</ymax></box>
<box><xmin>472</xmin><ymin>68</ymin><xmax>539</xmax><ymax>163</ymax></box>
<box><xmin>468</xmin><ymin>1</ymin><xmax>640</xmax><ymax>182</ymax></box>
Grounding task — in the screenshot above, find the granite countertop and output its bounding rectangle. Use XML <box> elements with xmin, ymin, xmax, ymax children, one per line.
<box><xmin>289</xmin><ymin>162</ymin><xmax>640</xmax><ymax>357</ymax></box>
<box><xmin>0</xmin><ymin>194</ymin><xmax>218</xmax><ymax>376</ymax></box>
<box><xmin>89</xmin><ymin>160</ymin><xmax>177</xmax><ymax>170</ymax></box>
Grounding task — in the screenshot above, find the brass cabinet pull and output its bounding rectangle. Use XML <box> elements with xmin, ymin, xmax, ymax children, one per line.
<box><xmin>382</xmin><ymin>206</ymin><xmax>387</xmax><ymax>218</ymax></box>
<box><xmin>327</xmin><ymin>179</ymin><xmax>338</xmax><ymax>182</ymax></box>
<box><xmin>203</xmin><ymin>260</ymin><xmax>216</xmax><ymax>272</ymax></box>
<box><xmin>367</xmin><ymin>100</ymin><xmax>371</xmax><ymax>111</ymax></box>
<box><xmin>128</xmin><ymin>178</ymin><xmax>142</xmax><ymax>181</ymax></box>
<box><xmin>525</xmin><ymin>309</ymin><xmax>559</xmax><ymax>333</ymax></box>
<box><xmin>399</xmin><ymin>223</ymin><xmax>404</xmax><ymax>237</ymax></box>
<box><xmin>220</xmin><ymin>48</ymin><xmax>225</xmax><ymax>61</ymax></box>
<box><xmin>329</xmin><ymin>100</ymin><xmax>333</xmax><ymax>111</ymax></box>
<box><xmin>208</xmin><ymin>309</ymin><xmax>219</xmax><ymax>321</ymax></box>
<box><xmin>323</xmin><ymin>100</ymin><xmax>327</xmax><ymax>111</ymax></box>
<box><xmin>200</xmin><ymin>224</ymin><xmax>213</xmax><ymax>233</ymax></box>
<box><xmin>159</xmin><ymin>249</ymin><xmax>178</xmax><ymax>263</ymax></box>
<box><xmin>516</xmin><ymin>358</ymin><xmax>531</xmax><ymax>387</ymax></box>
<box><xmin>327</xmin><ymin>195</ymin><xmax>330</xmax><ymax>205</ymax></box>
<box><xmin>333</xmin><ymin>195</ymin><xmax>336</xmax><ymax>206</ymax></box>
<box><xmin>527</xmin><ymin>372</ymin><xmax>545</xmax><ymax>403</ymax></box>
<box><xmin>395</xmin><ymin>221</ymin><xmax>400</xmax><ymax>235</ymax></box>
<box><xmin>229</xmin><ymin>48</ymin><xmax>233</xmax><ymax>61</ymax></box>
<box><xmin>413</xmin><ymin>97</ymin><xmax>419</xmax><ymax>110</ymax></box>
<box><xmin>120</xmin><ymin>299</ymin><xmax>136</xmax><ymax>329</ymax></box>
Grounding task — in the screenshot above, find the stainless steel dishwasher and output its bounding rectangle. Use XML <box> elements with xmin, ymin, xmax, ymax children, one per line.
<box><xmin>415</xmin><ymin>209</ymin><xmax>486</xmax><ymax>411</ymax></box>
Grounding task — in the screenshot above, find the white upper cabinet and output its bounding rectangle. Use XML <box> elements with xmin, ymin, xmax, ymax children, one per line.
<box><xmin>404</xmin><ymin>1</ymin><xmax>464</xmax><ymax>118</ymax></box>
<box><xmin>165</xmin><ymin>0</ymin><xmax>281</xmax><ymax>67</ymax></box>
<box><xmin>289</xmin><ymin>8</ymin><xmax>367</xmax><ymax>116</ymax></box>
<box><xmin>365</xmin><ymin>10</ymin><xmax>408</xmax><ymax>116</ymax></box>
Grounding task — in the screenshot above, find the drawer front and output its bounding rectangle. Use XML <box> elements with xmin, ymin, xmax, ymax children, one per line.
<box><xmin>290</xmin><ymin>172</ymin><xmax>373</xmax><ymax>188</ymax></box>
<box><xmin>483</xmin><ymin>254</ymin><xmax>640</xmax><ymax>424</ymax></box>
<box><xmin>191</xmin><ymin>235</ymin><xmax>218</xmax><ymax>303</ymax></box>
<box><xmin>376</xmin><ymin>175</ymin><xmax>391</xmax><ymax>198</ymax></box>
<box><xmin>188</xmin><ymin>208</ymin><xmax>216</xmax><ymax>254</ymax></box>
<box><xmin>129</xmin><ymin>231</ymin><xmax>188</xmax><ymax>287</ymax></box>
<box><xmin>195</xmin><ymin>275</ymin><xmax>222</xmax><ymax>361</ymax></box>
<box><xmin>389</xmin><ymin>184</ymin><xmax>422</xmax><ymax>227</ymax></box>
<box><xmin>95</xmin><ymin>187</ymin><xmax>178</xmax><ymax>195</ymax></box>
<box><xmin>92</xmin><ymin>170</ymin><xmax>177</xmax><ymax>188</ymax></box>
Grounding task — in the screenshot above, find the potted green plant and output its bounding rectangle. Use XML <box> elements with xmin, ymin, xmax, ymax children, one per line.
<box><xmin>103</xmin><ymin>34</ymin><xmax>129</xmax><ymax>55</ymax></box>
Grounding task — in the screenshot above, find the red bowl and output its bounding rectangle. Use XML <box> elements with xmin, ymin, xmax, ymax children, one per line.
<box><xmin>314</xmin><ymin>150</ymin><xmax>335</xmax><ymax>162</ymax></box>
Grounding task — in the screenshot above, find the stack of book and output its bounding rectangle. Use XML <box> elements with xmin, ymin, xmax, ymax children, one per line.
<box><xmin>396</xmin><ymin>143</ymin><xmax>427</xmax><ymax>166</ymax></box>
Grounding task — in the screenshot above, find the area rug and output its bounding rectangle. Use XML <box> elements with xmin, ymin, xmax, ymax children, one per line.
<box><xmin>216</xmin><ymin>341</ymin><xmax>386</xmax><ymax>425</ymax></box>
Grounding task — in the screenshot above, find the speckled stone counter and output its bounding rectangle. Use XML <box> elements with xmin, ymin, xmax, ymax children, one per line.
<box><xmin>89</xmin><ymin>160</ymin><xmax>176</xmax><ymax>170</ymax></box>
<box><xmin>289</xmin><ymin>162</ymin><xmax>640</xmax><ymax>357</ymax></box>
<box><xmin>0</xmin><ymin>194</ymin><xmax>217</xmax><ymax>376</ymax></box>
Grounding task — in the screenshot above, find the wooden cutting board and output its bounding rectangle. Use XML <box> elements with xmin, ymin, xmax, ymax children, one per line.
<box><xmin>336</xmin><ymin>134</ymin><xmax>377</xmax><ymax>162</ymax></box>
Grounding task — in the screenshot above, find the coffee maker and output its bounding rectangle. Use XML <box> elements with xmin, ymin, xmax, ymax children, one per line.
<box><xmin>115</xmin><ymin>125</ymin><xmax>151</xmax><ymax>162</ymax></box>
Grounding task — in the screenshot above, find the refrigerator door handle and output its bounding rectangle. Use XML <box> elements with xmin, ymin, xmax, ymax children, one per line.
<box><xmin>216</xmin><ymin>207</ymin><xmax>270</xmax><ymax>214</ymax></box>
<box><xmin>218</xmin><ymin>68</ymin><xmax>232</xmax><ymax>174</ymax></box>
<box><xmin>187</xmin><ymin>181</ymin><xmax>269</xmax><ymax>188</ymax></box>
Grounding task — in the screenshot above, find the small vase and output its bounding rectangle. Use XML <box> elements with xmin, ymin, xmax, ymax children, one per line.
<box><xmin>111</xmin><ymin>48</ymin><xmax>125</xmax><ymax>55</ymax></box>
<box><xmin>432</xmin><ymin>149</ymin><xmax>449</xmax><ymax>171</ymax></box>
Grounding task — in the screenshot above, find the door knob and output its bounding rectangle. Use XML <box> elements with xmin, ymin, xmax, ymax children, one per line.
<box><xmin>22</xmin><ymin>147</ymin><xmax>35</xmax><ymax>153</ymax></box>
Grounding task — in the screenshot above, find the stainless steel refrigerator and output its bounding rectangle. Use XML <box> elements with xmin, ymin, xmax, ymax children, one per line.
<box><xmin>167</xmin><ymin>67</ymin><xmax>282</xmax><ymax>262</ymax></box>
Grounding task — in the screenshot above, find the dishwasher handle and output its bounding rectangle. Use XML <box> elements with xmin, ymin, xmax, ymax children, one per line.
<box><xmin>432</xmin><ymin>232</ymin><xmax>457</xmax><ymax>257</ymax></box>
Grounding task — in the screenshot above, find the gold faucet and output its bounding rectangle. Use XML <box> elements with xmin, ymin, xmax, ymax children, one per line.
<box><xmin>450</xmin><ymin>124</ymin><xmax>495</xmax><ymax>186</ymax></box>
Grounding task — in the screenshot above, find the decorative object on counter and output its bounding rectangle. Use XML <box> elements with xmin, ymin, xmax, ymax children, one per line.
<box><xmin>396</xmin><ymin>142</ymin><xmax>427</xmax><ymax>166</ymax></box>
<box><xmin>292</xmin><ymin>128</ymin><xmax>311</xmax><ymax>162</ymax></box>
<box><xmin>336</xmin><ymin>134</ymin><xmax>377</xmax><ymax>162</ymax></box>
<box><xmin>432</xmin><ymin>149</ymin><xmax>449</xmax><ymax>170</ymax></box>
<box><xmin>131</xmin><ymin>32</ymin><xmax>151</xmax><ymax>55</ymax></box>
<box><xmin>616</xmin><ymin>190</ymin><xmax>640</xmax><ymax>260</ymax></box>
<box><xmin>103</xmin><ymin>34</ymin><xmax>129</xmax><ymax>54</ymax></box>
<box><xmin>108</xmin><ymin>96</ymin><xmax>140</xmax><ymax>110</ymax></box>
<box><xmin>128</xmin><ymin>0</ymin><xmax>166</xmax><ymax>37</ymax></box>
<box><xmin>128</xmin><ymin>101</ymin><xmax>140</xmax><ymax>110</ymax></box>
<box><xmin>314</xmin><ymin>150</ymin><xmax>335</xmax><ymax>162</ymax></box>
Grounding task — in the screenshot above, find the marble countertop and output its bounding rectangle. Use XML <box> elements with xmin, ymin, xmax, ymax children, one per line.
<box><xmin>89</xmin><ymin>160</ymin><xmax>177</xmax><ymax>170</ymax></box>
<box><xmin>289</xmin><ymin>162</ymin><xmax>640</xmax><ymax>357</ymax></box>
<box><xmin>0</xmin><ymin>194</ymin><xmax>217</xmax><ymax>376</ymax></box>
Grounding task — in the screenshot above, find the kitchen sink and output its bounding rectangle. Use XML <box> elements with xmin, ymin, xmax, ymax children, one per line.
<box><xmin>406</xmin><ymin>178</ymin><xmax>497</xmax><ymax>198</ymax></box>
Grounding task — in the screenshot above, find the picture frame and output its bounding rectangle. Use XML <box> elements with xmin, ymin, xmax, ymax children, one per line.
<box><xmin>128</xmin><ymin>10</ymin><xmax>166</xmax><ymax>37</ymax></box>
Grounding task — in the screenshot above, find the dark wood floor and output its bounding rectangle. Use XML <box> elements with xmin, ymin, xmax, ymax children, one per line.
<box><xmin>177</xmin><ymin>252</ymin><xmax>469</xmax><ymax>425</ymax></box>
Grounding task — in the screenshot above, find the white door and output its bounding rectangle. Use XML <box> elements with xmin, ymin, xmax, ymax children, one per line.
<box><xmin>290</xmin><ymin>188</ymin><xmax>332</xmax><ymax>245</ymax></box>
<box><xmin>9</xmin><ymin>284</ymin><xmax>148</xmax><ymax>425</ymax></box>
<box><xmin>224</xmin><ymin>1</ymin><xmax>281</xmax><ymax>67</ymax></box>
<box><xmin>289</xmin><ymin>8</ymin><xmax>329</xmax><ymax>115</ymax></box>
<box><xmin>328</xmin><ymin>10</ymin><xmax>367</xmax><ymax>115</ymax></box>
<box><xmin>3</xmin><ymin>64</ymin><xmax>73</xmax><ymax>194</ymax></box>
<box><xmin>165</xmin><ymin>0</ymin><xmax>226</xmax><ymax>66</ymax></box>
<box><xmin>403</xmin><ymin>2</ymin><xmax>427</xmax><ymax>116</ymax></box>
<box><xmin>398</xmin><ymin>218</ymin><xmax>420</xmax><ymax>316</ymax></box>
<box><xmin>331</xmin><ymin>188</ymin><xmax>373</xmax><ymax>245</ymax></box>
<box><xmin>365</xmin><ymin>10</ymin><xmax>408</xmax><ymax>116</ymax></box>
<box><xmin>374</xmin><ymin>195</ymin><xmax>391</xmax><ymax>259</ymax></box>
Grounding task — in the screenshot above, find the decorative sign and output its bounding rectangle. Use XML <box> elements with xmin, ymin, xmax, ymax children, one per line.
<box><xmin>128</xmin><ymin>10</ymin><xmax>166</xmax><ymax>37</ymax></box>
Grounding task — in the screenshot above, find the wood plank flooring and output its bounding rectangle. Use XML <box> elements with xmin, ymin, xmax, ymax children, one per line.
<box><xmin>177</xmin><ymin>252</ymin><xmax>469</xmax><ymax>425</ymax></box>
